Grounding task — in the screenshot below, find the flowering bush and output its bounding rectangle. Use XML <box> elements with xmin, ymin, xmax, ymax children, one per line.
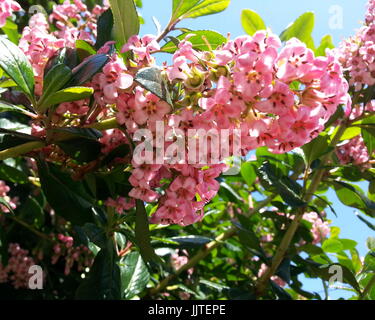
<box><xmin>0</xmin><ymin>0</ymin><xmax>374</xmax><ymax>300</ymax></box>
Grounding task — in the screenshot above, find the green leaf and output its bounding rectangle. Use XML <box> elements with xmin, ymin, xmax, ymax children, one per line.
<box><xmin>82</xmin><ymin>223</ymin><xmax>107</xmax><ymax>249</ymax></box>
<box><xmin>161</xmin><ymin>30</ymin><xmax>227</xmax><ymax>53</ymax></box>
<box><xmin>95</xmin><ymin>9</ymin><xmax>114</xmax><ymax>50</ymax></box>
<box><xmin>322</xmin><ymin>238</ymin><xmax>344</xmax><ymax>253</ymax></box>
<box><xmin>76</xmin><ymin>40</ymin><xmax>97</xmax><ymax>61</ymax></box>
<box><xmin>49</xmin><ymin>127</ymin><xmax>103</xmax><ymax>163</ymax></box>
<box><xmin>109</xmin><ymin>0</ymin><xmax>140</xmax><ymax>48</ymax></box>
<box><xmin>0</xmin><ymin>101</ymin><xmax>30</xmax><ymax>116</ymax></box>
<box><xmin>40</xmin><ymin>86</ymin><xmax>94</xmax><ymax>110</ymax></box>
<box><xmin>172</xmin><ymin>0</ymin><xmax>230</xmax><ymax>20</ymax></box>
<box><xmin>0</xmin><ymin>163</ymin><xmax>28</xmax><ymax>184</ymax></box>
<box><xmin>258</xmin><ymin>161</ymin><xmax>306</xmax><ymax>207</ymax></box>
<box><xmin>361</xmin><ymin>116</ymin><xmax>375</xmax><ymax>155</ymax></box>
<box><xmin>332</xmin><ymin>180</ymin><xmax>375</xmax><ymax>217</ymax></box>
<box><xmin>154</xmin><ymin>235</ymin><xmax>212</xmax><ymax>248</ymax></box>
<box><xmin>241</xmin><ymin>9</ymin><xmax>266</xmax><ymax>36</ymax></box>
<box><xmin>134</xmin><ymin>67</ymin><xmax>172</xmax><ymax>105</ymax></box>
<box><xmin>240</xmin><ymin>162</ymin><xmax>256</xmax><ymax>187</ymax></box>
<box><xmin>37</xmin><ymin>161</ymin><xmax>94</xmax><ymax>225</ymax></box>
<box><xmin>315</xmin><ymin>34</ymin><xmax>334</xmax><ymax>57</ymax></box>
<box><xmin>49</xmin><ymin>127</ymin><xmax>103</xmax><ymax>142</ymax></box>
<box><xmin>0</xmin><ymin>37</ymin><xmax>35</xmax><ymax>99</ymax></box>
<box><xmin>120</xmin><ymin>251</ymin><xmax>150</xmax><ymax>299</ymax></box>
<box><xmin>76</xmin><ymin>240</ymin><xmax>121</xmax><ymax>300</ymax></box>
<box><xmin>339</xmin><ymin>126</ymin><xmax>361</xmax><ymax>141</ymax></box>
<box><xmin>135</xmin><ymin>200</ymin><xmax>160</xmax><ymax>263</ymax></box>
<box><xmin>280</xmin><ymin>12</ymin><xmax>315</xmax><ymax>49</ymax></box>
<box><xmin>302</xmin><ymin>134</ymin><xmax>330</xmax><ymax>166</ymax></box>
<box><xmin>57</xmin><ymin>138</ymin><xmax>102</xmax><ymax>163</ymax></box>
<box><xmin>1</xmin><ymin>19</ymin><xmax>20</xmax><ymax>44</ymax></box>
<box><xmin>38</xmin><ymin>64</ymin><xmax>72</xmax><ymax>111</ymax></box>
<box><xmin>68</xmin><ymin>54</ymin><xmax>110</xmax><ymax>87</ymax></box>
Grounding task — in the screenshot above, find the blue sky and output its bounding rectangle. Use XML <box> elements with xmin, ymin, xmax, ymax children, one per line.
<box><xmin>137</xmin><ymin>0</ymin><xmax>373</xmax><ymax>299</ymax></box>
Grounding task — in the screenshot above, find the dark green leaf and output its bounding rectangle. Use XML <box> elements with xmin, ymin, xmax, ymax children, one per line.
<box><xmin>76</xmin><ymin>240</ymin><xmax>121</xmax><ymax>300</ymax></box>
<box><xmin>95</xmin><ymin>9</ymin><xmax>114</xmax><ymax>50</ymax></box>
<box><xmin>37</xmin><ymin>161</ymin><xmax>94</xmax><ymax>225</ymax></box>
<box><xmin>134</xmin><ymin>67</ymin><xmax>172</xmax><ymax>105</ymax></box>
<box><xmin>119</xmin><ymin>251</ymin><xmax>150</xmax><ymax>299</ymax></box>
<box><xmin>68</xmin><ymin>54</ymin><xmax>110</xmax><ymax>87</ymax></box>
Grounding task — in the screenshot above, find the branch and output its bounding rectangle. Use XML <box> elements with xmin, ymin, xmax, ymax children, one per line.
<box><xmin>255</xmin><ymin>122</ymin><xmax>348</xmax><ymax>297</ymax></box>
<box><xmin>149</xmin><ymin>195</ymin><xmax>275</xmax><ymax>296</ymax></box>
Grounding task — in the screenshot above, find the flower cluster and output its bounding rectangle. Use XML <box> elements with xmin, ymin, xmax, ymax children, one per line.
<box><xmin>51</xmin><ymin>234</ymin><xmax>94</xmax><ymax>275</ymax></box>
<box><xmin>336</xmin><ymin>135</ymin><xmax>371</xmax><ymax>168</ymax></box>
<box><xmin>19</xmin><ymin>13</ymin><xmax>66</xmax><ymax>95</ymax></box>
<box><xmin>0</xmin><ymin>0</ymin><xmax>21</xmax><ymax>28</ymax></box>
<box><xmin>0</xmin><ymin>243</ymin><xmax>36</xmax><ymax>289</ymax></box>
<box><xmin>50</xmin><ymin>0</ymin><xmax>107</xmax><ymax>47</ymax></box>
<box><xmin>336</xmin><ymin>0</ymin><xmax>375</xmax><ymax>92</ymax></box>
<box><xmin>302</xmin><ymin>212</ymin><xmax>330</xmax><ymax>245</ymax></box>
<box><xmin>93</xmin><ymin>31</ymin><xmax>348</xmax><ymax>226</ymax></box>
<box><xmin>0</xmin><ymin>180</ymin><xmax>17</xmax><ymax>213</ymax></box>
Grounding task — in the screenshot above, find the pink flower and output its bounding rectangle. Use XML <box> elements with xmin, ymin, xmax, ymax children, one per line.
<box><xmin>276</xmin><ymin>38</ymin><xmax>315</xmax><ymax>83</ymax></box>
<box><xmin>133</xmin><ymin>87</ymin><xmax>171</xmax><ymax>125</ymax></box>
<box><xmin>0</xmin><ymin>0</ymin><xmax>21</xmax><ymax>28</ymax></box>
<box><xmin>121</xmin><ymin>34</ymin><xmax>160</xmax><ymax>64</ymax></box>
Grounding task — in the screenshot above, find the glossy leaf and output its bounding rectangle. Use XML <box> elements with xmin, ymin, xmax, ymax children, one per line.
<box><xmin>120</xmin><ymin>251</ymin><xmax>150</xmax><ymax>299</ymax></box>
<box><xmin>134</xmin><ymin>67</ymin><xmax>172</xmax><ymax>105</ymax></box>
<box><xmin>0</xmin><ymin>37</ymin><xmax>35</xmax><ymax>99</ymax></box>
<box><xmin>68</xmin><ymin>54</ymin><xmax>110</xmax><ymax>87</ymax></box>
<box><xmin>109</xmin><ymin>0</ymin><xmax>140</xmax><ymax>48</ymax></box>
<box><xmin>280</xmin><ymin>12</ymin><xmax>315</xmax><ymax>49</ymax></box>
<box><xmin>40</xmin><ymin>87</ymin><xmax>94</xmax><ymax>110</ymax></box>
<box><xmin>76</xmin><ymin>240</ymin><xmax>121</xmax><ymax>300</ymax></box>
<box><xmin>172</xmin><ymin>0</ymin><xmax>230</xmax><ymax>20</ymax></box>
<box><xmin>95</xmin><ymin>9</ymin><xmax>114</xmax><ymax>50</ymax></box>
<box><xmin>241</xmin><ymin>9</ymin><xmax>266</xmax><ymax>36</ymax></box>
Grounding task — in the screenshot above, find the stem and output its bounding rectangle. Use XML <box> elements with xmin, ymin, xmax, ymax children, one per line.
<box><xmin>359</xmin><ymin>274</ymin><xmax>375</xmax><ymax>300</ymax></box>
<box><xmin>7</xmin><ymin>214</ymin><xmax>51</xmax><ymax>241</ymax></box>
<box><xmin>0</xmin><ymin>141</ymin><xmax>45</xmax><ymax>161</ymax></box>
<box><xmin>156</xmin><ymin>20</ymin><xmax>178</xmax><ymax>43</ymax></box>
<box><xmin>255</xmin><ymin>122</ymin><xmax>348</xmax><ymax>297</ymax></box>
<box><xmin>149</xmin><ymin>195</ymin><xmax>275</xmax><ymax>296</ymax></box>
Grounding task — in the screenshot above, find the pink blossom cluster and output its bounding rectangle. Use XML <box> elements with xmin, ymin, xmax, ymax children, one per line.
<box><xmin>19</xmin><ymin>13</ymin><xmax>65</xmax><ymax>95</ymax></box>
<box><xmin>336</xmin><ymin>0</ymin><xmax>375</xmax><ymax>92</ymax></box>
<box><xmin>171</xmin><ymin>250</ymin><xmax>193</xmax><ymax>275</ymax></box>
<box><xmin>0</xmin><ymin>180</ymin><xmax>17</xmax><ymax>213</ymax></box>
<box><xmin>93</xmin><ymin>31</ymin><xmax>348</xmax><ymax>225</ymax></box>
<box><xmin>258</xmin><ymin>263</ymin><xmax>286</xmax><ymax>287</ymax></box>
<box><xmin>0</xmin><ymin>243</ymin><xmax>36</xmax><ymax>289</ymax></box>
<box><xmin>105</xmin><ymin>196</ymin><xmax>135</xmax><ymax>214</ymax></box>
<box><xmin>49</xmin><ymin>0</ymin><xmax>107</xmax><ymax>47</ymax></box>
<box><xmin>0</xmin><ymin>0</ymin><xmax>21</xmax><ymax>28</ymax></box>
<box><xmin>51</xmin><ymin>233</ymin><xmax>94</xmax><ymax>275</ymax></box>
<box><xmin>302</xmin><ymin>212</ymin><xmax>330</xmax><ymax>245</ymax></box>
<box><xmin>336</xmin><ymin>135</ymin><xmax>371</xmax><ymax>168</ymax></box>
